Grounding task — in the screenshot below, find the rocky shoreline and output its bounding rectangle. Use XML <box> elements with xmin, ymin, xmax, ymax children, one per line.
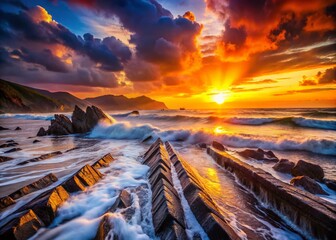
<box><xmin>0</xmin><ymin>138</ymin><xmax>335</xmax><ymax>239</ymax></box>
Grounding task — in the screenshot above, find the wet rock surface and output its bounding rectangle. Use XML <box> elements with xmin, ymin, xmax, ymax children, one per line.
<box><xmin>0</xmin><ymin>196</ymin><xmax>15</xmax><ymax>211</ymax></box>
<box><xmin>0</xmin><ymin>142</ymin><xmax>19</xmax><ymax>148</ymax></box>
<box><xmin>272</xmin><ymin>159</ymin><xmax>295</xmax><ymax>173</ymax></box>
<box><xmin>18</xmin><ymin>151</ymin><xmax>62</xmax><ymax>165</ymax></box>
<box><xmin>92</xmin><ymin>153</ymin><xmax>114</xmax><ymax>169</ymax></box>
<box><xmin>0</xmin><ymin>126</ymin><xmax>9</xmax><ymax>131</ymax></box>
<box><xmin>324</xmin><ymin>178</ymin><xmax>336</xmax><ymax>191</ymax></box>
<box><xmin>4</xmin><ymin>148</ymin><xmax>21</xmax><ymax>153</ymax></box>
<box><xmin>143</xmin><ymin>139</ymin><xmax>188</xmax><ymax>240</ymax></box>
<box><xmin>0</xmin><ymin>153</ymin><xmax>110</xmax><ymax>240</ymax></box>
<box><xmin>207</xmin><ymin>147</ymin><xmax>336</xmax><ymax>240</ymax></box>
<box><xmin>0</xmin><ymin>156</ymin><xmax>13</xmax><ymax>162</ymax></box>
<box><xmin>0</xmin><ymin>210</ymin><xmax>44</xmax><ymax>240</ymax></box>
<box><xmin>238</xmin><ymin>148</ymin><xmax>279</xmax><ymax>162</ymax></box>
<box><xmin>39</xmin><ymin>105</ymin><xmax>112</xmax><ymax>136</ymax></box>
<box><xmin>7</xmin><ymin>173</ymin><xmax>58</xmax><ymax>200</ymax></box>
<box><xmin>290</xmin><ymin>176</ymin><xmax>328</xmax><ymax>195</ymax></box>
<box><xmin>291</xmin><ymin>160</ymin><xmax>325</xmax><ymax>181</ymax></box>
<box><xmin>212</xmin><ymin>141</ymin><xmax>227</xmax><ymax>151</ymax></box>
<box><xmin>166</xmin><ymin>142</ymin><xmax>238</xmax><ymax>240</ymax></box>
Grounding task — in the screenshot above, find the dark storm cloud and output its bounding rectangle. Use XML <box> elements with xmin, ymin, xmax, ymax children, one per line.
<box><xmin>69</xmin><ymin>0</ymin><xmax>202</xmax><ymax>71</ymax></box>
<box><xmin>0</xmin><ymin>0</ymin><xmax>28</xmax><ymax>10</ymax></box>
<box><xmin>0</xmin><ymin>6</ymin><xmax>131</xmax><ymax>72</ymax></box>
<box><xmin>11</xmin><ymin>48</ymin><xmax>69</xmax><ymax>73</ymax></box>
<box><xmin>222</xmin><ymin>20</ymin><xmax>247</xmax><ymax>48</ymax></box>
<box><xmin>124</xmin><ymin>59</ymin><xmax>160</xmax><ymax>82</ymax></box>
<box><xmin>300</xmin><ymin>67</ymin><xmax>336</xmax><ymax>86</ymax></box>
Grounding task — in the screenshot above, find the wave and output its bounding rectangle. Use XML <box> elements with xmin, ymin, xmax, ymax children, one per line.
<box><xmin>0</xmin><ymin>113</ymin><xmax>55</xmax><ymax>121</ymax></box>
<box><xmin>90</xmin><ymin>123</ymin><xmax>336</xmax><ymax>156</ymax></box>
<box><xmin>115</xmin><ymin>113</ymin><xmax>336</xmax><ymax>130</ymax></box>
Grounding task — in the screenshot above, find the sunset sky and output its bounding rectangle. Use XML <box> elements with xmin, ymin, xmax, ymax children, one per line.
<box><xmin>0</xmin><ymin>0</ymin><xmax>335</xmax><ymax>108</ymax></box>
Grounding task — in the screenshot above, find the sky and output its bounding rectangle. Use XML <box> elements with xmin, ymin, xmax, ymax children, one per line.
<box><xmin>0</xmin><ymin>0</ymin><xmax>335</xmax><ymax>108</ymax></box>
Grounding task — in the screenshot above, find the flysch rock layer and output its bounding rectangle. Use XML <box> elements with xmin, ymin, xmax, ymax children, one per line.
<box><xmin>165</xmin><ymin>142</ymin><xmax>240</xmax><ymax>240</ymax></box>
<box><xmin>207</xmin><ymin>147</ymin><xmax>336</xmax><ymax>240</ymax></box>
<box><xmin>91</xmin><ymin>153</ymin><xmax>115</xmax><ymax>169</ymax></box>
<box><xmin>143</xmin><ymin>139</ymin><xmax>188</xmax><ymax>240</ymax></box>
<box><xmin>0</xmin><ymin>154</ymin><xmax>111</xmax><ymax>240</ymax></box>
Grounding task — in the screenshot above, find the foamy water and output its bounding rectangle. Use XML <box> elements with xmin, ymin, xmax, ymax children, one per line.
<box><xmin>0</xmin><ymin>108</ymin><xmax>335</xmax><ymax>239</ymax></box>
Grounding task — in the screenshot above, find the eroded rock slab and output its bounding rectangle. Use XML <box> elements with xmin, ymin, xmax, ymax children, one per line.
<box><xmin>18</xmin><ymin>151</ymin><xmax>62</xmax><ymax>165</ymax></box>
<box><xmin>291</xmin><ymin>160</ymin><xmax>324</xmax><ymax>181</ymax></box>
<box><xmin>62</xmin><ymin>164</ymin><xmax>102</xmax><ymax>193</ymax></box>
<box><xmin>0</xmin><ymin>210</ymin><xmax>44</xmax><ymax>240</ymax></box>
<box><xmin>0</xmin><ymin>156</ymin><xmax>13</xmax><ymax>163</ymax></box>
<box><xmin>272</xmin><ymin>159</ymin><xmax>295</xmax><ymax>174</ymax></box>
<box><xmin>166</xmin><ymin>142</ymin><xmax>238</xmax><ymax>240</ymax></box>
<box><xmin>92</xmin><ymin>153</ymin><xmax>114</xmax><ymax>169</ymax></box>
<box><xmin>290</xmin><ymin>176</ymin><xmax>328</xmax><ymax>195</ymax></box>
<box><xmin>8</xmin><ymin>173</ymin><xmax>58</xmax><ymax>200</ymax></box>
<box><xmin>143</xmin><ymin>139</ymin><xmax>187</xmax><ymax>240</ymax></box>
<box><xmin>0</xmin><ymin>196</ymin><xmax>15</xmax><ymax>211</ymax></box>
<box><xmin>207</xmin><ymin>147</ymin><xmax>336</xmax><ymax>240</ymax></box>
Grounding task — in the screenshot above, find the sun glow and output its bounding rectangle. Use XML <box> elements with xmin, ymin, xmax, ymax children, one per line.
<box><xmin>212</xmin><ymin>92</ymin><xmax>229</xmax><ymax>104</ymax></box>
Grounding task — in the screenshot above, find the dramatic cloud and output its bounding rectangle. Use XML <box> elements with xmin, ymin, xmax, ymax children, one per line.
<box><xmin>68</xmin><ymin>0</ymin><xmax>202</xmax><ymax>72</ymax></box>
<box><xmin>11</xmin><ymin>48</ymin><xmax>70</xmax><ymax>73</ymax></box>
<box><xmin>206</xmin><ymin>0</ymin><xmax>336</xmax><ymax>62</ymax></box>
<box><xmin>300</xmin><ymin>67</ymin><xmax>336</xmax><ymax>86</ymax></box>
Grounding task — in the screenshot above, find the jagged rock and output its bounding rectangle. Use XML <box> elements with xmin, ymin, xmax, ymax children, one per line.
<box><xmin>198</xmin><ymin>143</ymin><xmax>207</xmax><ymax>149</ymax></box>
<box><xmin>18</xmin><ymin>151</ymin><xmax>62</xmax><ymax>165</ymax></box>
<box><xmin>166</xmin><ymin>142</ymin><xmax>240</xmax><ymax>240</ymax></box>
<box><xmin>0</xmin><ymin>156</ymin><xmax>13</xmax><ymax>162</ymax></box>
<box><xmin>143</xmin><ymin>140</ymin><xmax>187</xmax><ymax>239</ymax></box>
<box><xmin>291</xmin><ymin>160</ymin><xmax>324</xmax><ymax>181</ymax></box>
<box><xmin>0</xmin><ymin>126</ymin><xmax>9</xmax><ymax>130</ymax></box>
<box><xmin>212</xmin><ymin>141</ymin><xmax>227</xmax><ymax>151</ymax></box>
<box><xmin>0</xmin><ymin>209</ymin><xmax>44</xmax><ymax>240</ymax></box>
<box><xmin>4</xmin><ymin>148</ymin><xmax>21</xmax><ymax>153</ymax></box>
<box><xmin>324</xmin><ymin>178</ymin><xmax>336</xmax><ymax>191</ymax></box>
<box><xmin>238</xmin><ymin>148</ymin><xmax>278</xmax><ymax>162</ymax></box>
<box><xmin>0</xmin><ymin>196</ymin><xmax>15</xmax><ymax>210</ymax></box>
<box><xmin>29</xmin><ymin>186</ymin><xmax>69</xmax><ymax>225</ymax></box>
<box><xmin>207</xmin><ymin>146</ymin><xmax>336</xmax><ymax>240</ymax></box>
<box><xmin>8</xmin><ymin>173</ymin><xmax>58</xmax><ymax>200</ymax></box>
<box><xmin>33</xmin><ymin>140</ymin><xmax>40</xmax><ymax>144</ymax></box>
<box><xmin>62</xmin><ymin>164</ymin><xmax>102</xmax><ymax>193</ymax></box>
<box><xmin>272</xmin><ymin>159</ymin><xmax>295</xmax><ymax>174</ymax></box>
<box><xmin>290</xmin><ymin>176</ymin><xmax>328</xmax><ymax>195</ymax></box>
<box><xmin>92</xmin><ymin>153</ymin><xmax>114</xmax><ymax>169</ymax></box>
<box><xmin>37</xmin><ymin>127</ymin><xmax>47</xmax><ymax>136</ymax></box>
<box><xmin>71</xmin><ymin>105</ymin><xmax>88</xmax><ymax>133</ymax></box>
<box><xmin>94</xmin><ymin>215</ymin><xmax>115</xmax><ymax>240</ymax></box>
<box><xmin>0</xmin><ymin>142</ymin><xmax>19</xmax><ymax>148</ymax></box>
<box><xmin>15</xmin><ymin>127</ymin><xmax>22</xmax><ymax>131</ymax></box>
<box><xmin>86</xmin><ymin>105</ymin><xmax>112</xmax><ymax>130</ymax></box>
<box><xmin>47</xmin><ymin>114</ymin><xmax>73</xmax><ymax>135</ymax></box>
<box><xmin>129</xmin><ymin>110</ymin><xmax>139</xmax><ymax>115</ymax></box>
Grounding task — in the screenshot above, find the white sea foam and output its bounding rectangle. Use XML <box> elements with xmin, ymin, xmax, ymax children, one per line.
<box><xmin>90</xmin><ymin>123</ymin><xmax>336</xmax><ymax>155</ymax></box>
<box><xmin>31</xmin><ymin>154</ymin><xmax>150</xmax><ymax>240</ymax></box>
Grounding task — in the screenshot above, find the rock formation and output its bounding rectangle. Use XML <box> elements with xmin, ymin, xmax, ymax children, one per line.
<box><xmin>290</xmin><ymin>176</ymin><xmax>328</xmax><ymax>195</ymax></box>
<box><xmin>272</xmin><ymin>159</ymin><xmax>295</xmax><ymax>174</ymax></box>
<box><xmin>291</xmin><ymin>160</ymin><xmax>324</xmax><ymax>181</ymax></box>
<box><xmin>238</xmin><ymin>148</ymin><xmax>279</xmax><ymax>162</ymax></box>
<box><xmin>37</xmin><ymin>105</ymin><xmax>112</xmax><ymax>136</ymax></box>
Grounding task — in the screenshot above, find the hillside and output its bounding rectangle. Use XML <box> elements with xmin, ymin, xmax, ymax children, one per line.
<box><xmin>85</xmin><ymin>95</ymin><xmax>168</xmax><ymax>110</ymax></box>
<box><xmin>0</xmin><ymin>79</ymin><xmax>167</xmax><ymax>113</ymax></box>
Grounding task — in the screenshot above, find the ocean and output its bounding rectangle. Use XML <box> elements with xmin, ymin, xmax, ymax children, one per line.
<box><xmin>0</xmin><ymin>108</ymin><xmax>335</xmax><ymax>239</ymax></box>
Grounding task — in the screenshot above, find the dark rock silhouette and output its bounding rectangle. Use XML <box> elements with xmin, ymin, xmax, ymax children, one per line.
<box><xmin>0</xmin><ymin>156</ymin><xmax>13</xmax><ymax>163</ymax></box>
<box><xmin>15</xmin><ymin>127</ymin><xmax>22</xmax><ymax>131</ymax></box>
<box><xmin>212</xmin><ymin>141</ymin><xmax>227</xmax><ymax>151</ymax></box>
<box><xmin>39</xmin><ymin>105</ymin><xmax>112</xmax><ymax>136</ymax></box>
<box><xmin>239</xmin><ymin>148</ymin><xmax>278</xmax><ymax>162</ymax></box>
<box><xmin>0</xmin><ymin>142</ymin><xmax>18</xmax><ymax>148</ymax></box>
<box><xmin>273</xmin><ymin>159</ymin><xmax>295</xmax><ymax>174</ymax></box>
<box><xmin>324</xmin><ymin>178</ymin><xmax>336</xmax><ymax>191</ymax></box>
<box><xmin>0</xmin><ymin>126</ymin><xmax>9</xmax><ymax>130</ymax></box>
<box><xmin>291</xmin><ymin>160</ymin><xmax>324</xmax><ymax>181</ymax></box>
<box><xmin>33</xmin><ymin>140</ymin><xmax>41</xmax><ymax>144</ymax></box>
<box><xmin>37</xmin><ymin>127</ymin><xmax>47</xmax><ymax>136</ymax></box>
<box><xmin>4</xmin><ymin>148</ymin><xmax>21</xmax><ymax>153</ymax></box>
<box><xmin>290</xmin><ymin>176</ymin><xmax>328</xmax><ymax>195</ymax></box>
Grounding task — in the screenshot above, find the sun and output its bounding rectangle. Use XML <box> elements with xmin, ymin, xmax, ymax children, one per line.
<box><xmin>212</xmin><ymin>92</ymin><xmax>228</xmax><ymax>104</ymax></box>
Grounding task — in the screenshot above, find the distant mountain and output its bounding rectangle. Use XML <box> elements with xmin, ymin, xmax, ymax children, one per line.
<box><xmin>0</xmin><ymin>79</ymin><xmax>168</xmax><ymax>113</ymax></box>
<box><xmin>85</xmin><ymin>95</ymin><xmax>168</xmax><ymax>110</ymax></box>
